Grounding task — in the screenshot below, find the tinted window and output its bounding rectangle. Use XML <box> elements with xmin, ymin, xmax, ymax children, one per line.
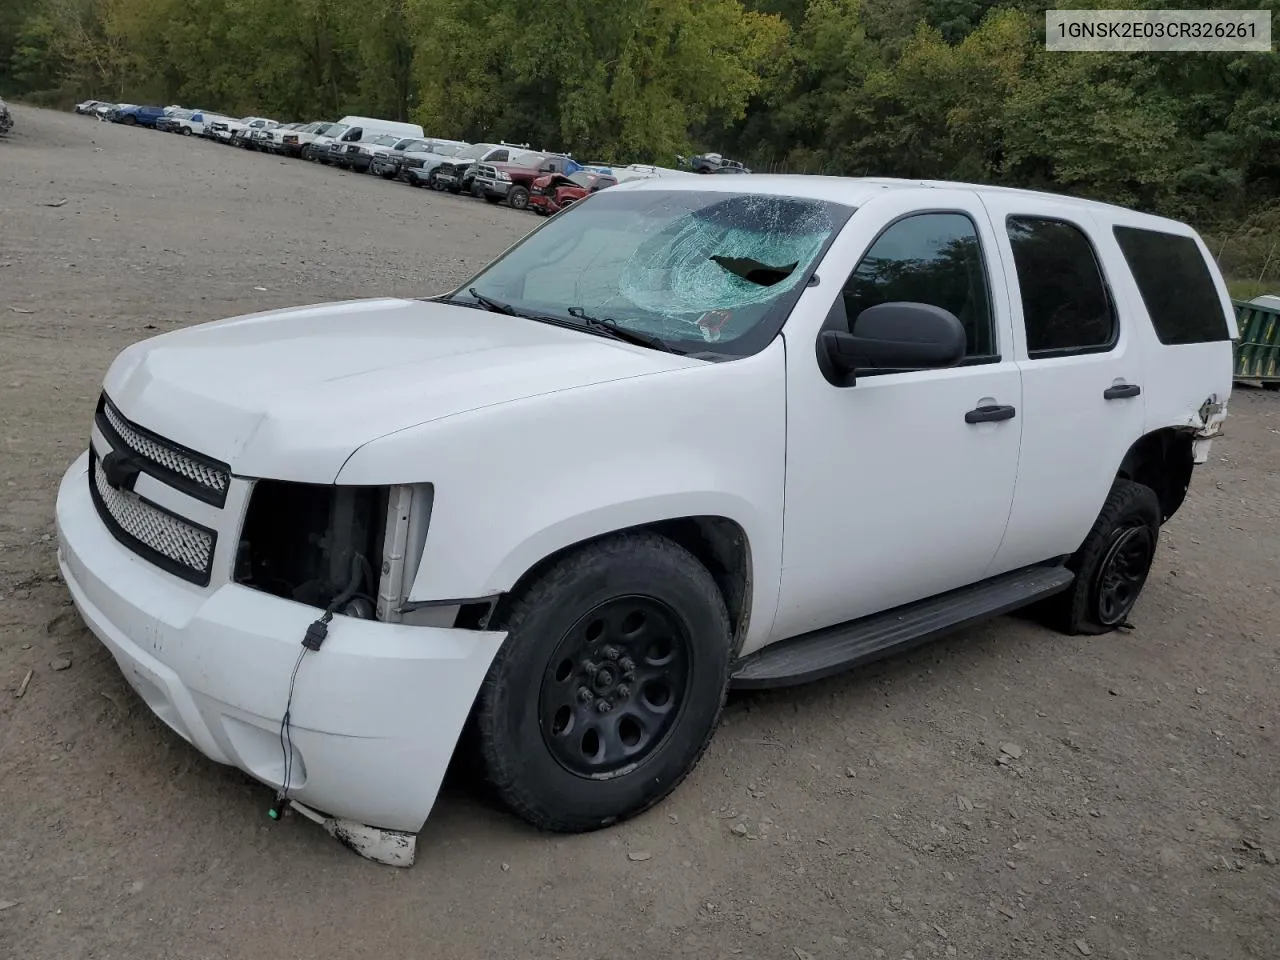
<box><xmin>842</xmin><ymin>212</ymin><xmax>996</xmax><ymax>359</ymax></box>
<box><xmin>1007</xmin><ymin>216</ymin><xmax>1115</xmax><ymax>356</ymax></box>
<box><xmin>1113</xmin><ymin>225</ymin><xmax>1229</xmax><ymax>345</ymax></box>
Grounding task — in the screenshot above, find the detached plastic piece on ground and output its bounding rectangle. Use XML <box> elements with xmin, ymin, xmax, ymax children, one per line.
<box><xmin>288</xmin><ymin>800</ymin><xmax>416</xmax><ymax>867</ymax></box>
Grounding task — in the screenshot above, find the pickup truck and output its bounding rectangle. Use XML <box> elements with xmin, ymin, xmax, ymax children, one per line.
<box><xmin>373</xmin><ymin>138</ymin><xmax>470</xmax><ymax>181</ymax></box>
<box><xmin>472</xmin><ymin>153</ymin><xmax>580</xmax><ymax>210</ymax></box>
<box><xmin>430</xmin><ymin>142</ymin><xmax>535</xmax><ymax>195</ymax></box>
<box><xmin>55</xmin><ymin>176</ymin><xmax>1233</xmax><ymax>867</ymax></box>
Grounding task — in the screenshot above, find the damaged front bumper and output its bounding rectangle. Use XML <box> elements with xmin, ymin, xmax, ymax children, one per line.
<box><xmin>55</xmin><ymin>450</ymin><xmax>505</xmax><ymax>865</ymax></box>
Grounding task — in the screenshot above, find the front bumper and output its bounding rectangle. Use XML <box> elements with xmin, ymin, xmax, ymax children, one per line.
<box><xmin>55</xmin><ymin>450</ymin><xmax>505</xmax><ymax>836</ymax></box>
<box><xmin>478</xmin><ymin>178</ymin><xmax>511</xmax><ymax>198</ymax></box>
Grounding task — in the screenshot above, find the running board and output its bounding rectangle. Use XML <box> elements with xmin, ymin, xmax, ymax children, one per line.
<box><xmin>730</xmin><ymin>564</ymin><xmax>1076</xmax><ymax>689</ymax></box>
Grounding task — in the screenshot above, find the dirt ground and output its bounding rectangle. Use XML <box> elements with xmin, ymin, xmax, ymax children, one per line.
<box><xmin>1</xmin><ymin>105</ymin><xmax>1278</xmax><ymax>960</ymax></box>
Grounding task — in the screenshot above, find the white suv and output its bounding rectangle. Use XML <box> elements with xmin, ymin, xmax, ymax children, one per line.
<box><xmin>54</xmin><ymin>176</ymin><xmax>1234</xmax><ymax>866</ymax></box>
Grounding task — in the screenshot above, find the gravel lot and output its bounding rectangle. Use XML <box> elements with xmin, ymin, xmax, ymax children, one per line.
<box><xmin>1</xmin><ymin>105</ymin><xmax>1278</xmax><ymax>960</ymax></box>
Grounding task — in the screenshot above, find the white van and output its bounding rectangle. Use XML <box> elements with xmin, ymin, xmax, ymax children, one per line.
<box><xmin>335</xmin><ymin>116</ymin><xmax>424</xmax><ymax>141</ymax></box>
<box><xmin>317</xmin><ymin>117</ymin><xmax>425</xmax><ymax>167</ymax></box>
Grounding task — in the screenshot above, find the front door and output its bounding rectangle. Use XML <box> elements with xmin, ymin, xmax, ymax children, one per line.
<box><xmin>773</xmin><ymin>191</ymin><xmax>1024</xmax><ymax>641</ymax></box>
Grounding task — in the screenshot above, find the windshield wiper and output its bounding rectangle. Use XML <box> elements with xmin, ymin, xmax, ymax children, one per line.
<box><xmin>466</xmin><ymin>287</ymin><xmax>516</xmax><ymax>315</ymax></box>
<box><xmin>567</xmin><ymin>308</ymin><xmax>680</xmax><ymax>353</ymax></box>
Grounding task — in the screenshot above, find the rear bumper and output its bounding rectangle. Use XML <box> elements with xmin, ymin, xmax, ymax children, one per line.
<box><xmin>55</xmin><ymin>450</ymin><xmax>505</xmax><ymax>834</ymax></box>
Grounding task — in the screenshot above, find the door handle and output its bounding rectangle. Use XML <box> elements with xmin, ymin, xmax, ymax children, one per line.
<box><xmin>965</xmin><ymin>404</ymin><xmax>1016</xmax><ymax>424</ymax></box>
<box><xmin>1103</xmin><ymin>383</ymin><xmax>1142</xmax><ymax>400</ymax></box>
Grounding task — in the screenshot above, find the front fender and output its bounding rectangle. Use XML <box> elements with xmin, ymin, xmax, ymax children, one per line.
<box><xmin>336</xmin><ymin>338</ymin><xmax>789</xmax><ymax>651</ymax></box>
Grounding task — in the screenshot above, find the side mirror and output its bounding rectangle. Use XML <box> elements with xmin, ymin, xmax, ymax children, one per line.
<box><xmin>818</xmin><ymin>302</ymin><xmax>966</xmax><ymax>385</ymax></box>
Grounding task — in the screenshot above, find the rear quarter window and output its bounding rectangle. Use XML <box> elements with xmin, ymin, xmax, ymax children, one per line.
<box><xmin>1112</xmin><ymin>225</ymin><xmax>1230</xmax><ymax>345</ymax></box>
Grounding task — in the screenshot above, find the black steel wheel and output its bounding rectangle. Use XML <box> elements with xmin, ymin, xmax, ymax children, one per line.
<box><xmin>1092</xmin><ymin>522</ymin><xmax>1155</xmax><ymax>627</ymax></box>
<box><xmin>539</xmin><ymin>596</ymin><xmax>692</xmax><ymax>778</ymax></box>
<box><xmin>507</xmin><ymin>185</ymin><xmax>530</xmax><ymax>210</ymax></box>
<box><xmin>476</xmin><ymin>532</ymin><xmax>733</xmax><ymax>832</ymax></box>
<box><xmin>1049</xmin><ymin>478</ymin><xmax>1161</xmax><ymax>635</ymax></box>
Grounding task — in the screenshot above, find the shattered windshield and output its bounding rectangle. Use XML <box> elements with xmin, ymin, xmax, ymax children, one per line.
<box><xmin>451</xmin><ymin>190</ymin><xmax>851</xmax><ymax>356</ymax></box>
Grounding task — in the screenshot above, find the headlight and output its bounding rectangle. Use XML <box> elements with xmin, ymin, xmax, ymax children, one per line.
<box><xmin>405</xmin><ymin>158</ymin><xmax>425</xmax><ymax>168</ymax></box>
<box><xmin>497</xmin><ymin>171</ymin><xmax>511</xmax><ymax>181</ymax></box>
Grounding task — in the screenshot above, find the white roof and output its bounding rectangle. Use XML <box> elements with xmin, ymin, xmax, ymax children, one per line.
<box><xmin>612</xmin><ymin>175</ymin><xmax>1194</xmax><ymax>231</ymax></box>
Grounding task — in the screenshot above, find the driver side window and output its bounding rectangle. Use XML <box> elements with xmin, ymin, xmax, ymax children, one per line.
<box><xmin>841</xmin><ymin>212</ymin><xmax>997</xmax><ymax>361</ymax></box>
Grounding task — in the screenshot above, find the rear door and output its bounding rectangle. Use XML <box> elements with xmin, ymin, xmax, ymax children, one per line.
<box><xmin>980</xmin><ymin>197</ymin><xmax>1147</xmax><ymax>573</ymax></box>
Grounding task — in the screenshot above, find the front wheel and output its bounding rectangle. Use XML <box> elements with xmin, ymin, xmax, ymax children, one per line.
<box><xmin>507</xmin><ymin>186</ymin><xmax>530</xmax><ymax>210</ymax></box>
<box><xmin>1049</xmin><ymin>478</ymin><xmax>1161</xmax><ymax>635</ymax></box>
<box><xmin>477</xmin><ymin>532</ymin><xmax>732</xmax><ymax>833</ymax></box>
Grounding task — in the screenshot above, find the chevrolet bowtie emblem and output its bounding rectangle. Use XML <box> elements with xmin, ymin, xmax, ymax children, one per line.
<box><xmin>101</xmin><ymin>449</ymin><xmax>142</xmax><ymax>492</ymax></box>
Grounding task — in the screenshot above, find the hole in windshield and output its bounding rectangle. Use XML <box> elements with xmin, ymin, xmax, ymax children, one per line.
<box><xmin>450</xmin><ymin>191</ymin><xmax>851</xmax><ymax>357</ymax></box>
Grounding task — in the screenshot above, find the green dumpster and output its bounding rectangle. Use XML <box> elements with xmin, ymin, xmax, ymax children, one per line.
<box><xmin>1233</xmin><ymin>298</ymin><xmax>1280</xmax><ymax>387</ymax></box>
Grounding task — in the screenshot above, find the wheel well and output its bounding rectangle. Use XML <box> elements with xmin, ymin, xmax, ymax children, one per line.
<box><xmin>491</xmin><ymin>517</ymin><xmax>753</xmax><ymax>653</ymax></box>
<box><xmin>1117</xmin><ymin>428</ymin><xmax>1196</xmax><ymax>523</ymax></box>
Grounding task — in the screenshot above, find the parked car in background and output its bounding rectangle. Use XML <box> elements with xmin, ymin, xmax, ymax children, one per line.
<box><xmin>473</xmin><ymin>152</ymin><xmax>580</xmax><ymax>209</ymax></box>
<box><xmin>236</xmin><ymin>118</ymin><xmax>280</xmax><ymax>148</ymax></box>
<box><xmin>155</xmin><ymin>108</ymin><xmax>204</xmax><ymax>135</ymax></box>
<box><xmin>253</xmin><ymin>121</ymin><xmax>307</xmax><ymax>153</ymax></box>
<box><xmin>326</xmin><ymin>116</ymin><xmax>425</xmax><ymax>162</ymax></box>
<box><xmin>112</xmin><ymin>105</ymin><xmax>168</xmax><ymax>128</ymax></box>
<box><xmin>0</xmin><ymin>97</ymin><xmax>12</xmax><ymax>136</ymax></box>
<box><xmin>399</xmin><ymin>140</ymin><xmax>472</xmax><ymax>186</ymax></box>
<box><xmin>75</xmin><ymin>99</ymin><xmax>105</xmax><ymax>115</ymax></box>
<box><xmin>612</xmin><ymin>163</ymin><xmax>697</xmax><ymax>183</ymax></box>
<box><xmin>90</xmin><ymin>102</ymin><xmax>121</xmax><ymax>120</ymax></box>
<box><xmin>431</xmin><ymin>142</ymin><xmax>535</xmax><ymax>195</ymax></box>
<box><xmin>303</xmin><ymin>122</ymin><xmax>353</xmax><ymax>162</ymax></box>
<box><xmin>278</xmin><ymin>121</ymin><xmax>330</xmax><ymax>158</ymax></box>
<box><xmin>527</xmin><ymin>170</ymin><xmax>618</xmax><ymax>215</ymax></box>
<box><xmin>338</xmin><ymin>133</ymin><xmax>409</xmax><ymax>172</ymax></box>
<box><xmin>681</xmin><ymin>152</ymin><xmax>751</xmax><ymax>174</ymax></box>
<box><xmin>209</xmin><ymin>116</ymin><xmax>276</xmax><ymax>145</ymax></box>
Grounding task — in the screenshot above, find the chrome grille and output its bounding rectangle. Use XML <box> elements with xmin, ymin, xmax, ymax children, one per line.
<box><xmin>101</xmin><ymin>401</ymin><xmax>230</xmax><ymax>498</ymax></box>
<box><xmin>91</xmin><ymin>453</ymin><xmax>216</xmax><ymax>584</ymax></box>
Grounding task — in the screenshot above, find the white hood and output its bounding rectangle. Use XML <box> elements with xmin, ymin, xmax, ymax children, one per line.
<box><xmin>101</xmin><ymin>298</ymin><xmax>698</xmax><ymax>482</ymax></box>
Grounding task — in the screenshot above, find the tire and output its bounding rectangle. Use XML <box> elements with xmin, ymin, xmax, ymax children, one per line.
<box><xmin>477</xmin><ymin>532</ymin><xmax>733</xmax><ymax>833</ymax></box>
<box><xmin>484</xmin><ymin>193</ymin><xmax>501</xmax><ymax>204</ymax></box>
<box><xmin>1048</xmin><ymin>478</ymin><xmax>1161</xmax><ymax>636</ymax></box>
<box><xmin>122</xmin><ymin>115</ymin><xmax>137</xmax><ymax>126</ymax></box>
<box><xmin>180</xmin><ymin>126</ymin><xmax>191</xmax><ymax>136</ymax></box>
<box><xmin>1262</xmin><ymin>382</ymin><xmax>1280</xmax><ymax>391</ymax></box>
<box><xmin>507</xmin><ymin>186</ymin><xmax>530</xmax><ymax>210</ymax></box>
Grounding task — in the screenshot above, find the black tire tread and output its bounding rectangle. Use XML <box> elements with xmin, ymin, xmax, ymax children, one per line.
<box><xmin>477</xmin><ymin>531</ymin><xmax>731</xmax><ymax>833</ymax></box>
<box><xmin>1055</xmin><ymin>478</ymin><xmax>1161</xmax><ymax>636</ymax></box>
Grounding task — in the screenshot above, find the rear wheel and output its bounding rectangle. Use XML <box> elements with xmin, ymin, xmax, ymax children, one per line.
<box><xmin>1048</xmin><ymin>478</ymin><xmax>1161</xmax><ymax>635</ymax></box>
<box><xmin>477</xmin><ymin>532</ymin><xmax>733</xmax><ymax>832</ymax></box>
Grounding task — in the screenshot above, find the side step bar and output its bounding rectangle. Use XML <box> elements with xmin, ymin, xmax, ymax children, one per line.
<box><xmin>730</xmin><ymin>564</ymin><xmax>1076</xmax><ymax>689</ymax></box>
